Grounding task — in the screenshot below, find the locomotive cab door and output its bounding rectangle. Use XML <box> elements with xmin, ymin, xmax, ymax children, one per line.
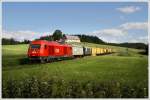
<box><xmin>64</xmin><ymin>47</ymin><xmax>67</xmax><ymax>57</ymax></box>
<box><xmin>48</xmin><ymin>46</ymin><xmax>54</xmax><ymax>55</ymax></box>
<box><xmin>43</xmin><ymin>44</ymin><xmax>48</xmax><ymax>56</ymax></box>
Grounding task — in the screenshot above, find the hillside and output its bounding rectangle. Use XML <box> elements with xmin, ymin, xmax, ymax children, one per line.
<box><xmin>2</xmin><ymin>43</ymin><xmax>148</xmax><ymax>98</ymax></box>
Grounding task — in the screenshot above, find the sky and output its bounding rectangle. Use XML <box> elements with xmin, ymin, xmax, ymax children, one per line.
<box><xmin>2</xmin><ymin>2</ymin><xmax>148</xmax><ymax>43</ymax></box>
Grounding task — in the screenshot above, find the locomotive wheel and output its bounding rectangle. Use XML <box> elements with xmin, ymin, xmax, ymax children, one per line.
<box><xmin>46</xmin><ymin>58</ymin><xmax>49</xmax><ymax>62</ymax></box>
<box><xmin>40</xmin><ymin>57</ymin><xmax>46</xmax><ymax>63</ymax></box>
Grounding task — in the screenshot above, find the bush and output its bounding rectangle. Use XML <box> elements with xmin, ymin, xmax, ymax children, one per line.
<box><xmin>19</xmin><ymin>58</ymin><xmax>30</xmax><ymax>65</ymax></box>
<box><xmin>2</xmin><ymin>77</ymin><xmax>148</xmax><ymax>98</ymax></box>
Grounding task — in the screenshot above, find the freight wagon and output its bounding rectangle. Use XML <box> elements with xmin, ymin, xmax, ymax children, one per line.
<box><xmin>96</xmin><ymin>48</ymin><xmax>104</xmax><ymax>55</ymax></box>
<box><xmin>72</xmin><ymin>45</ymin><xmax>84</xmax><ymax>57</ymax></box>
<box><xmin>106</xmin><ymin>48</ymin><xmax>112</xmax><ymax>54</ymax></box>
<box><xmin>92</xmin><ymin>47</ymin><xmax>97</xmax><ymax>56</ymax></box>
<box><xmin>103</xmin><ymin>48</ymin><xmax>107</xmax><ymax>54</ymax></box>
<box><xmin>83</xmin><ymin>47</ymin><xmax>92</xmax><ymax>56</ymax></box>
<box><xmin>100</xmin><ymin>48</ymin><xmax>104</xmax><ymax>54</ymax></box>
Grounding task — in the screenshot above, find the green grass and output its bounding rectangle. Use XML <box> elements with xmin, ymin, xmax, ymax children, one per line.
<box><xmin>2</xmin><ymin>43</ymin><xmax>148</xmax><ymax>87</ymax></box>
<box><xmin>3</xmin><ymin>56</ymin><xmax>148</xmax><ymax>86</ymax></box>
<box><xmin>2</xmin><ymin>43</ymin><xmax>148</xmax><ymax>98</ymax></box>
<box><xmin>2</xmin><ymin>44</ymin><xmax>28</xmax><ymax>67</ymax></box>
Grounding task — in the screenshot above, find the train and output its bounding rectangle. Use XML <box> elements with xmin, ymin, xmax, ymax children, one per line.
<box><xmin>28</xmin><ymin>40</ymin><xmax>114</xmax><ymax>63</ymax></box>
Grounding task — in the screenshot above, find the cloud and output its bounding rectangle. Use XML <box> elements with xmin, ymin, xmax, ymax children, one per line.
<box><xmin>93</xmin><ymin>28</ymin><xmax>127</xmax><ymax>36</ymax></box>
<box><xmin>99</xmin><ymin>36</ymin><xmax>121</xmax><ymax>43</ymax></box>
<box><xmin>2</xmin><ymin>30</ymin><xmax>53</xmax><ymax>41</ymax></box>
<box><xmin>92</xmin><ymin>22</ymin><xmax>147</xmax><ymax>38</ymax></box>
<box><xmin>87</xmin><ymin>22</ymin><xmax>148</xmax><ymax>43</ymax></box>
<box><xmin>87</xmin><ymin>28</ymin><xmax>127</xmax><ymax>43</ymax></box>
<box><xmin>129</xmin><ymin>36</ymin><xmax>148</xmax><ymax>44</ymax></box>
<box><xmin>119</xmin><ymin>22</ymin><xmax>148</xmax><ymax>30</ymax></box>
<box><xmin>116</xmin><ymin>6</ymin><xmax>141</xmax><ymax>14</ymax></box>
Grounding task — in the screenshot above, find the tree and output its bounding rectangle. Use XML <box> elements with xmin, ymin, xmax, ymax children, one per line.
<box><xmin>37</xmin><ymin>35</ymin><xmax>53</xmax><ymax>41</ymax></box>
<box><xmin>75</xmin><ymin>34</ymin><xmax>105</xmax><ymax>44</ymax></box>
<box><xmin>23</xmin><ymin>39</ymin><xmax>30</xmax><ymax>44</ymax></box>
<box><xmin>2</xmin><ymin>38</ymin><xmax>20</xmax><ymax>45</ymax></box>
<box><xmin>52</xmin><ymin>30</ymin><xmax>63</xmax><ymax>41</ymax></box>
<box><xmin>145</xmin><ymin>45</ymin><xmax>148</xmax><ymax>55</ymax></box>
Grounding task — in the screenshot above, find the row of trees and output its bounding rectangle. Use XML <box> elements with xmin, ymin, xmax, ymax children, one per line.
<box><xmin>75</xmin><ymin>34</ymin><xmax>105</xmax><ymax>44</ymax></box>
<box><xmin>105</xmin><ymin>42</ymin><xmax>148</xmax><ymax>50</ymax></box>
<box><xmin>35</xmin><ymin>30</ymin><xmax>66</xmax><ymax>41</ymax></box>
<box><xmin>2</xmin><ymin>38</ymin><xmax>30</xmax><ymax>45</ymax></box>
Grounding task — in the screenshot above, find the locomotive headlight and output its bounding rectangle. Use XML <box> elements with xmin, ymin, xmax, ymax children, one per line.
<box><xmin>32</xmin><ymin>50</ymin><xmax>36</xmax><ymax>53</ymax></box>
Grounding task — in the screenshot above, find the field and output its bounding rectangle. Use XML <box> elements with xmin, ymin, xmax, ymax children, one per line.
<box><xmin>2</xmin><ymin>43</ymin><xmax>148</xmax><ymax>98</ymax></box>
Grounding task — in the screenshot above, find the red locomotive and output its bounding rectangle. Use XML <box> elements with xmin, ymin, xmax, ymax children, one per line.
<box><xmin>28</xmin><ymin>40</ymin><xmax>72</xmax><ymax>63</ymax></box>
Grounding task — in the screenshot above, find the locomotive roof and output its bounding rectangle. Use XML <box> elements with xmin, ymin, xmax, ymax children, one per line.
<box><xmin>31</xmin><ymin>40</ymin><xmax>71</xmax><ymax>47</ymax></box>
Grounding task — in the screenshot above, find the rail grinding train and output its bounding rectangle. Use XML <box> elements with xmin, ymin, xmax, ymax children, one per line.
<box><xmin>28</xmin><ymin>40</ymin><xmax>114</xmax><ymax>63</ymax></box>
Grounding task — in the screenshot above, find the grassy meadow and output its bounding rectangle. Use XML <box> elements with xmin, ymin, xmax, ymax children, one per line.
<box><xmin>2</xmin><ymin>43</ymin><xmax>148</xmax><ymax>98</ymax></box>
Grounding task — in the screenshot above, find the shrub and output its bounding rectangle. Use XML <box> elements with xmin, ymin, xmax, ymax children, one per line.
<box><xmin>2</xmin><ymin>77</ymin><xmax>148</xmax><ymax>98</ymax></box>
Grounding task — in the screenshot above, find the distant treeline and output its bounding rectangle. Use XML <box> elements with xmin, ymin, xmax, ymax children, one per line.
<box><xmin>2</xmin><ymin>38</ymin><xmax>30</xmax><ymax>45</ymax></box>
<box><xmin>35</xmin><ymin>35</ymin><xmax>53</xmax><ymax>41</ymax></box>
<box><xmin>75</xmin><ymin>34</ymin><xmax>105</xmax><ymax>44</ymax></box>
<box><xmin>105</xmin><ymin>42</ymin><xmax>148</xmax><ymax>50</ymax></box>
<box><xmin>105</xmin><ymin>43</ymin><xmax>148</xmax><ymax>55</ymax></box>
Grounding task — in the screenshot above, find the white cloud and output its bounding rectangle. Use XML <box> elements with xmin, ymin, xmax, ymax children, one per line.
<box><xmin>93</xmin><ymin>28</ymin><xmax>127</xmax><ymax>36</ymax></box>
<box><xmin>100</xmin><ymin>36</ymin><xmax>121</xmax><ymax>43</ymax></box>
<box><xmin>92</xmin><ymin>22</ymin><xmax>147</xmax><ymax>38</ymax></box>
<box><xmin>86</xmin><ymin>28</ymin><xmax>127</xmax><ymax>43</ymax></box>
<box><xmin>129</xmin><ymin>36</ymin><xmax>148</xmax><ymax>44</ymax></box>
<box><xmin>116</xmin><ymin>6</ymin><xmax>141</xmax><ymax>14</ymax></box>
<box><xmin>87</xmin><ymin>21</ymin><xmax>148</xmax><ymax>43</ymax></box>
<box><xmin>120</xmin><ymin>22</ymin><xmax>148</xmax><ymax>30</ymax></box>
<box><xmin>0</xmin><ymin>25</ymin><xmax>2</xmax><ymax>39</ymax></box>
<box><xmin>2</xmin><ymin>30</ymin><xmax>53</xmax><ymax>41</ymax></box>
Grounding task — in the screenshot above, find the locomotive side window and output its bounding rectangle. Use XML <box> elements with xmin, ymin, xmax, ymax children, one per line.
<box><xmin>30</xmin><ymin>44</ymin><xmax>40</xmax><ymax>49</ymax></box>
<box><xmin>44</xmin><ymin>45</ymin><xmax>47</xmax><ymax>49</ymax></box>
<box><xmin>55</xmin><ymin>48</ymin><xmax>60</xmax><ymax>53</ymax></box>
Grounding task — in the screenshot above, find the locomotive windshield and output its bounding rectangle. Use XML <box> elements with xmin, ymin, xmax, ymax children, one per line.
<box><xmin>30</xmin><ymin>44</ymin><xmax>41</xmax><ymax>49</ymax></box>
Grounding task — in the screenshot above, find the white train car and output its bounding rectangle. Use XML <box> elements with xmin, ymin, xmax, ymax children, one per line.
<box><xmin>72</xmin><ymin>45</ymin><xmax>84</xmax><ymax>57</ymax></box>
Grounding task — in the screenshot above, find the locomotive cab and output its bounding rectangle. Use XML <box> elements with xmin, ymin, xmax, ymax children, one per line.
<box><xmin>28</xmin><ymin>44</ymin><xmax>41</xmax><ymax>56</ymax></box>
<box><xmin>28</xmin><ymin>40</ymin><xmax>49</xmax><ymax>62</ymax></box>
